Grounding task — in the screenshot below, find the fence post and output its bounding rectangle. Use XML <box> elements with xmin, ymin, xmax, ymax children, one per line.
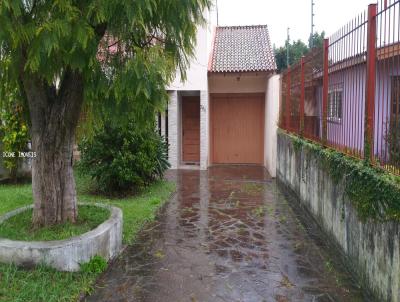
<box><xmin>285</xmin><ymin>67</ymin><xmax>291</xmax><ymax>130</ymax></box>
<box><xmin>322</xmin><ymin>38</ymin><xmax>329</xmax><ymax>144</ymax></box>
<box><xmin>365</xmin><ymin>3</ymin><xmax>377</xmax><ymax>161</ymax></box>
<box><xmin>300</xmin><ymin>57</ymin><xmax>305</xmax><ymax>135</ymax></box>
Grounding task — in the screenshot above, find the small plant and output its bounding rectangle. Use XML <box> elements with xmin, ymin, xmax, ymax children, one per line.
<box><xmin>80</xmin><ymin>256</ymin><xmax>108</xmax><ymax>274</ymax></box>
<box><xmin>77</xmin><ymin>122</ymin><xmax>170</xmax><ymax>195</ymax></box>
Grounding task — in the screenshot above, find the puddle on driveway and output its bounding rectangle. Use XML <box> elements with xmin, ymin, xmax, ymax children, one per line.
<box><xmin>86</xmin><ymin>166</ymin><xmax>369</xmax><ymax>302</ymax></box>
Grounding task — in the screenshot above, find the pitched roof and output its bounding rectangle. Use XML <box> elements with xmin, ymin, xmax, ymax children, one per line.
<box><xmin>209</xmin><ymin>25</ymin><xmax>277</xmax><ymax>73</ymax></box>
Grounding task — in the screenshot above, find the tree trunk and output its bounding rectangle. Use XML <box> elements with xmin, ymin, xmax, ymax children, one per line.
<box><xmin>31</xmin><ymin>126</ymin><xmax>78</xmax><ymax>225</ymax></box>
<box><xmin>21</xmin><ymin>71</ymin><xmax>84</xmax><ymax>226</ymax></box>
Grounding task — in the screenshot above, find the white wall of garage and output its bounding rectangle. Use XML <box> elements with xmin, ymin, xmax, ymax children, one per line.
<box><xmin>264</xmin><ymin>74</ymin><xmax>280</xmax><ymax>177</ymax></box>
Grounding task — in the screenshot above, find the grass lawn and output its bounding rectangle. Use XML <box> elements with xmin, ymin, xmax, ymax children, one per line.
<box><xmin>0</xmin><ymin>173</ymin><xmax>175</xmax><ymax>302</ymax></box>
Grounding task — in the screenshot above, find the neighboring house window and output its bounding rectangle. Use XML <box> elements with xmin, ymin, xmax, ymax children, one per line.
<box><xmin>328</xmin><ymin>86</ymin><xmax>343</xmax><ymax>123</ymax></box>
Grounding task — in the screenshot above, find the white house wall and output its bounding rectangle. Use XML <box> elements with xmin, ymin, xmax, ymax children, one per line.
<box><xmin>165</xmin><ymin>5</ymin><xmax>216</xmax><ymax>170</ymax></box>
<box><xmin>166</xmin><ymin>4</ymin><xmax>217</xmax><ymax>91</ymax></box>
<box><xmin>264</xmin><ymin>74</ymin><xmax>280</xmax><ymax>177</ymax></box>
<box><xmin>167</xmin><ymin>23</ymin><xmax>210</xmax><ymax>91</ymax></box>
<box><xmin>167</xmin><ymin>91</ymin><xmax>179</xmax><ymax>169</ymax></box>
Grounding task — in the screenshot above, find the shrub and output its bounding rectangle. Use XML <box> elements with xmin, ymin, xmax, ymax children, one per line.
<box><xmin>77</xmin><ymin>122</ymin><xmax>170</xmax><ymax>194</ymax></box>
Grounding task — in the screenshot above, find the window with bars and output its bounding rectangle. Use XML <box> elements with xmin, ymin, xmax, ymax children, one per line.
<box><xmin>328</xmin><ymin>86</ymin><xmax>343</xmax><ymax>123</ymax></box>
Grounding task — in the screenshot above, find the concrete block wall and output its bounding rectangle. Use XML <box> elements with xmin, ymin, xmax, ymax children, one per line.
<box><xmin>277</xmin><ymin>131</ymin><xmax>400</xmax><ymax>302</ymax></box>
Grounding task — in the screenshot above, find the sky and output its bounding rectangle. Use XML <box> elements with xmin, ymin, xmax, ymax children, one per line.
<box><xmin>216</xmin><ymin>0</ymin><xmax>374</xmax><ymax>48</ymax></box>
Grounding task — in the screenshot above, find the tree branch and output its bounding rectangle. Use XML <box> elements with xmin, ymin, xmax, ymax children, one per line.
<box><xmin>58</xmin><ymin>69</ymin><xmax>84</xmax><ymax>130</ymax></box>
<box><xmin>94</xmin><ymin>23</ymin><xmax>107</xmax><ymax>39</ymax></box>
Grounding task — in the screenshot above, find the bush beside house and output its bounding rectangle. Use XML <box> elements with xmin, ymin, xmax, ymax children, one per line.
<box><xmin>77</xmin><ymin>122</ymin><xmax>170</xmax><ymax>195</ymax></box>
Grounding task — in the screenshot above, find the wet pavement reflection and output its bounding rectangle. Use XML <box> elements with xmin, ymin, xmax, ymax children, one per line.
<box><xmin>86</xmin><ymin>166</ymin><xmax>368</xmax><ymax>302</ymax></box>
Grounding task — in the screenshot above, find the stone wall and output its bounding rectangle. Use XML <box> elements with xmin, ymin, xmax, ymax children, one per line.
<box><xmin>277</xmin><ymin>131</ymin><xmax>400</xmax><ymax>302</ymax></box>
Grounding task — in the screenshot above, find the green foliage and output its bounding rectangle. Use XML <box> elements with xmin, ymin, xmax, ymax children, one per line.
<box><xmin>77</xmin><ymin>122</ymin><xmax>170</xmax><ymax>194</ymax></box>
<box><xmin>0</xmin><ymin>0</ymin><xmax>209</xmax><ymax>225</ymax></box>
<box><xmin>0</xmin><ymin>0</ymin><xmax>211</xmax><ymax>127</ymax></box>
<box><xmin>286</xmin><ymin>131</ymin><xmax>400</xmax><ymax>221</ymax></box>
<box><xmin>275</xmin><ymin>39</ymin><xmax>308</xmax><ymax>72</ymax></box>
<box><xmin>308</xmin><ymin>31</ymin><xmax>325</xmax><ymax>49</ymax></box>
<box><xmin>0</xmin><ymin>264</ymin><xmax>96</xmax><ymax>302</ymax></box>
<box><xmin>80</xmin><ymin>256</ymin><xmax>107</xmax><ymax>274</ymax></box>
<box><xmin>275</xmin><ymin>31</ymin><xmax>325</xmax><ymax>72</ymax></box>
<box><xmin>0</xmin><ymin>205</ymin><xmax>109</xmax><ymax>241</ymax></box>
<box><xmin>0</xmin><ymin>89</ymin><xmax>29</xmax><ymax>180</ymax></box>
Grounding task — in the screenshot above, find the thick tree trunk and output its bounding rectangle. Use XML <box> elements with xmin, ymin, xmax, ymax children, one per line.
<box><xmin>31</xmin><ymin>126</ymin><xmax>78</xmax><ymax>225</ymax></box>
<box><xmin>21</xmin><ymin>71</ymin><xmax>84</xmax><ymax>226</ymax></box>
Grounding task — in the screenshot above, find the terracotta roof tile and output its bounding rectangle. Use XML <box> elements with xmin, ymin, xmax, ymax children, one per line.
<box><xmin>209</xmin><ymin>25</ymin><xmax>276</xmax><ymax>73</ymax></box>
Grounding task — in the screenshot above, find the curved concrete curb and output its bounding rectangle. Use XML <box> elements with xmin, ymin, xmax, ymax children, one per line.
<box><xmin>0</xmin><ymin>203</ymin><xmax>123</xmax><ymax>272</ymax></box>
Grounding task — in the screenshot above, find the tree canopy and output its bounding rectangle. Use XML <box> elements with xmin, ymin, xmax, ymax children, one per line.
<box><xmin>0</xmin><ymin>0</ymin><xmax>210</xmax><ymax>125</ymax></box>
<box><xmin>274</xmin><ymin>31</ymin><xmax>325</xmax><ymax>72</ymax></box>
<box><xmin>0</xmin><ymin>0</ymin><xmax>211</xmax><ymax>226</ymax></box>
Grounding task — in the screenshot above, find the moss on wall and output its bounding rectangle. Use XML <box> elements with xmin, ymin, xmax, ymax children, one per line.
<box><xmin>281</xmin><ymin>130</ymin><xmax>400</xmax><ymax>221</ymax></box>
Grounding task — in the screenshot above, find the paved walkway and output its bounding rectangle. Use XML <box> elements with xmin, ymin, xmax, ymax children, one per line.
<box><xmin>86</xmin><ymin>166</ymin><xmax>368</xmax><ymax>302</ymax></box>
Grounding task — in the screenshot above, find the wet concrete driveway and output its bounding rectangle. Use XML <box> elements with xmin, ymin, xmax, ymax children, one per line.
<box><xmin>86</xmin><ymin>166</ymin><xmax>368</xmax><ymax>302</ymax></box>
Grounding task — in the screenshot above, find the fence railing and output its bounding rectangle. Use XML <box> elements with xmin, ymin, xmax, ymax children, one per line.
<box><xmin>279</xmin><ymin>0</ymin><xmax>400</xmax><ymax>176</ymax></box>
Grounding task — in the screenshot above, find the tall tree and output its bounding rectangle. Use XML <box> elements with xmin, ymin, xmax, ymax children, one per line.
<box><xmin>308</xmin><ymin>31</ymin><xmax>325</xmax><ymax>49</ymax></box>
<box><xmin>0</xmin><ymin>0</ymin><xmax>210</xmax><ymax>226</ymax></box>
<box><xmin>274</xmin><ymin>31</ymin><xmax>325</xmax><ymax>72</ymax></box>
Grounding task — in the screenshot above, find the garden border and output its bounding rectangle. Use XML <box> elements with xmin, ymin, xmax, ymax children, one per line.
<box><xmin>0</xmin><ymin>203</ymin><xmax>122</xmax><ymax>272</ymax></box>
